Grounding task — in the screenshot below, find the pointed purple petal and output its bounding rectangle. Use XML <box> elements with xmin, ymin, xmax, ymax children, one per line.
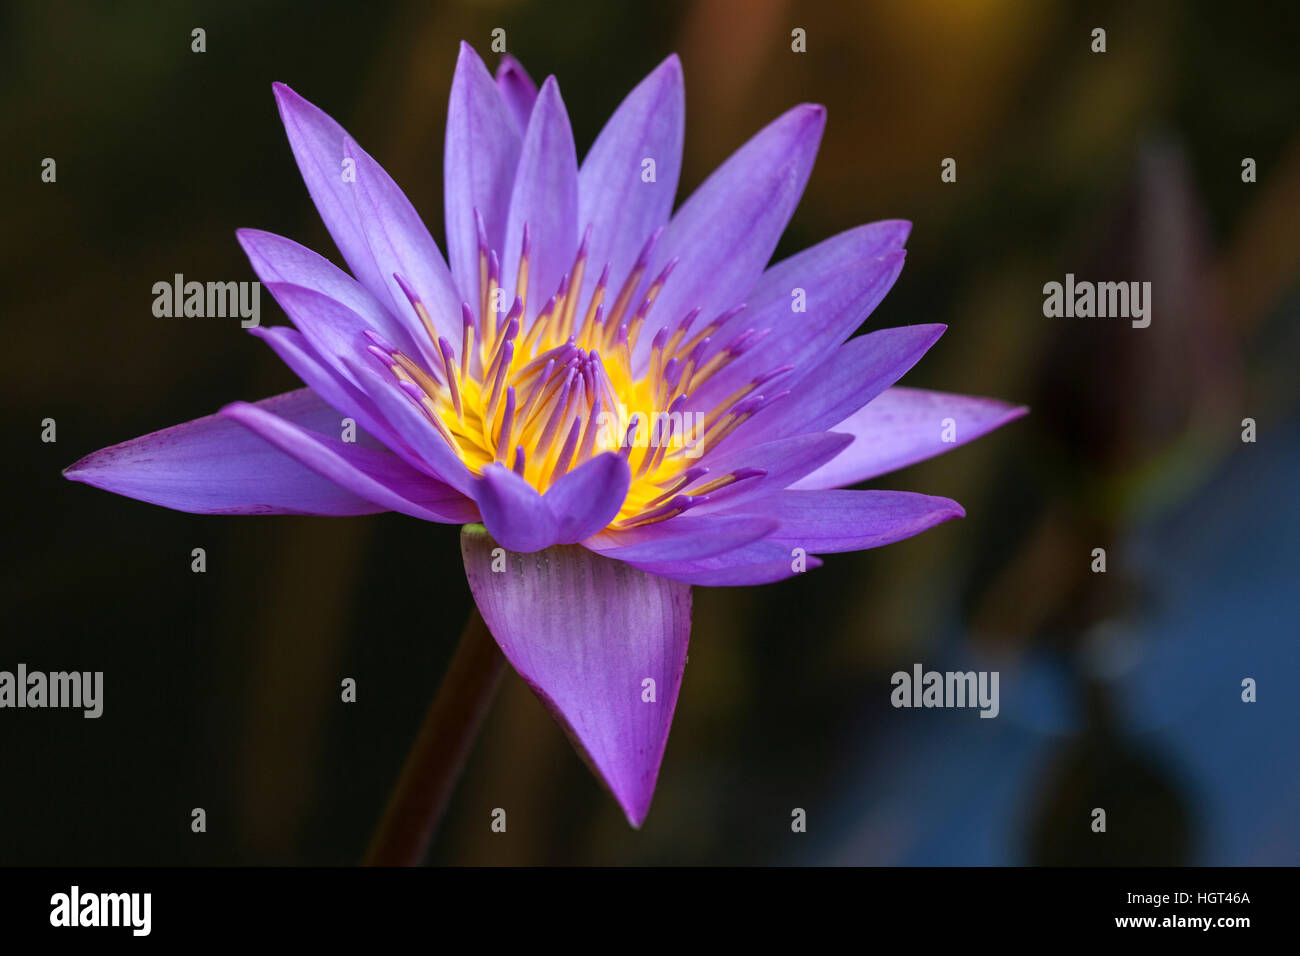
<box><xmin>247</xmin><ymin>324</ymin><xmax>412</xmax><ymax>460</ymax></box>
<box><xmin>272</xmin><ymin>83</ymin><xmax>398</xmax><ymax>306</ymax></box>
<box><xmin>239</xmin><ymin>227</ymin><xmax>405</xmax><ymax>343</ymax></box>
<box><xmin>793</xmin><ymin>387</ymin><xmax>1029</xmax><ymax>489</ymax></box>
<box><xmin>630</xmin><ymin>539</ymin><xmax>822</xmax><ymax>586</ymax></box>
<box><xmin>716</xmin><ymin>324</ymin><xmax>946</xmax><ymax>455</ymax></box>
<box><xmin>258</xmin><ymin>282</ymin><xmax>467</xmax><ymax>487</ymax></box>
<box><xmin>689</xmin><ymin>227</ymin><xmax>909</xmax><ymax>412</ymax></box>
<box><xmin>220</xmin><ymin>401</ymin><xmax>477</xmax><ymax>523</ymax></box>
<box><xmin>63</xmin><ymin>389</ymin><xmax>386</xmax><ymax>515</ymax></box>
<box><xmin>495</xmin><ymin>54</ymin><xmax>539</xmax><ymax>132</ymax></box>
<box><xmin>690</xmin><ymin>431</ymin><xmax>853</xmax><ymax>513</ymax></box>
<box><xmin>757</xmin><ymin>220</ymin><xmax>910</xmax><ymax>288</ymax></box>
<box><xmin>343</xmin><ymin>359</ymin><xmax>478</xmax><ymax>497</ymax></box>
<box><xmin>260</xmin><ymin>280</ymin><xmax>378</xmax><ymax>390</ymax></box>
<box><xmin>236</xmin><ymin>228</ymin><xmax>423</xmax><ymax>359</ymax></box>
<box><xmin>587</xmin><ymin>514</ymin><xmax>777</xmax><ymax>563</ymax></box>
<box><xmin>445</xmin><ymin>42</ymin><xmax>522</xmax><ymax>309</ymax></box>
<box><xmin>342</xmin><ymin>135</ymin><xmax>462</xmax><ymax>349</ymax></box>
<box><xmin>577</xmin><ymin>54</ymin><xmax>683</xmax><ymax>311</ymax></box>
<box><xmin>271</xmin><ymin>85</ymin><xmax>461</xmax><ymax>343</ymax></box>
<box><xmin>476</xmin><ymin>464</ymin><xmax>559</xmax><ymax>552</ymax></box>
<box><xmin>462</xmin><ymin>525</ymin><xmax>691</xmax><ymax>826</ymax></box>
<box><xmin>741</xmin><ymin>489</ymin><xmax>965</xmax><ymax>552</ymax></box>
<box><xmin>637</xmin><ymin>103</ymin><xmax>825</xmax><ymax>361</ymax></box>
<box><xmin>503</xmin><ymin>76</ymin><xmax>579</xmax><ymax>322</ymax></box>
<box><xmin>542</xmin><ymin>452</ymin><xmax>631</xmax><ymax>544</ymax></box>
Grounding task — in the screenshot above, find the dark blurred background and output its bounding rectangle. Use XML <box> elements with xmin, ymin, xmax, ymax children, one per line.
<box><xmin>4</xmin><ymin>0</ymin><xmax>1298</xmax><ymax>865</ymax></box>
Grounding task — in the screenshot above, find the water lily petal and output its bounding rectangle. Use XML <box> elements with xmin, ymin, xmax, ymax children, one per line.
<box><xmin>689</xmin><ymin>231</ymin><xmax>908</xmax><ymax>412</ymax></box>
<box><xmin>751</xmin><ymin>220</ymin><xmax>909</xmax><ymax>305</ymax></box>
<box><xmin>272</xmin><ymin>83</ymin><xmax>396</xmax><ymax>307</ymax></box>
<box><xmin>343</xmin><ymin>359</ymin><xmax>479</xmax><ymax>497</ymax></box>
<box><xmin>577</xmin><ymin>54</ymin><xmax>683</xmax><ymax>311</ymax></box>
<box><xmin>445</xmin><ymin>42</ymin><xmax>522</xmax><ymax>310</ymax></box>
<box><xmin>247</xmin><ymin>325</ymin><xmax>412</xmax><ymax>459</ymax></box>
<box><xmin>261</xmin><ymin>280</ymin><xmax>383</xmax><ymax>391</ymax></box>
<box><xmin>259</xmin><ymin>284</ymin><xmax>471</xmax><ymax>491</ymax></box>
<box><xmin>716</xmin><ymin>324</ymin><xmax>946</xmax><ymax>455</ymax></box>
<box><xmin>543</xmin><ymin>452</ymin><xmax>631</xmax><ymax>544</ymax></box>
<box><xmin>462</xmin><ymin>525</ymin><xmax>691</xmax><ymax>826</ymax></box>
<box><xmin>690</xmin><ymin>431</ymin><xmax>853</xmax><ymax>513</ymax></box>
<box><xmin>241</xmin><ymin>251</ymin><xmax>460</xmax><ymax>470</ymax></box>
<box><xmin>236</xmin><ymin>228</ymin><xmax>423</xmax><ymax>361</ymax></box>
<box><xmin>503</xmin><ymin>76</ymin><xmax>579</xmax><ymax>322</ymax></box>
<box><xmin>587</xmin><ymin>514</ymin><xmax>777</xmax><ymax>563</ymax></box>
<box><xmin>495</xmin><ymin>54</ymin><xmax>538</xmax><ymax>133</ymax></box>
<box><xmin>220</xmin><ymin>401</ymin><xmax>477</xmax><ymax>523</ymax></box>
<box><xmin>637</xmin><ymin>103</ymin><xmax>825</xmax><ymax>362</ymax></box>
<box><xmin>476</xmin><ymin>464</ymin><xmax>559</xmax><ymax>552</ymax></box>
<box><xmin>343</xmin><ymin>135</ymin><xmax>463</xmax><ymax>350</ymax></box>
<box><xmin>742</xmin><ymin>489</ymin><xmax>965</xmax><ymax>552</ymax></box>
<box><xmin>63</xmin><ymin>389</ymin><xmax>386</xmax><ymax>515</ymax></box>
<box><xmin>630</xmin><ymin>539</ymin><xmax>822</xmax><ymax>586</ymax></box>
<box><xmin>793</xmin><ymin>387</ymin><xmax>1029</xmax><ymax>489</ymax></box>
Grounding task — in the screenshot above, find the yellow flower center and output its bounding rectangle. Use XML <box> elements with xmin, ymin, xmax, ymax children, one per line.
<box><xmin>369</xmin><ymin>225</ymin><xmax>773</xmax><ymax>528</ymax></box>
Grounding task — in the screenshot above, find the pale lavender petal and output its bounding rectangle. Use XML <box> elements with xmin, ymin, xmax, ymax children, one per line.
<box><xmin>503</xmin><ymin>76</ymin><xmax>579</xmax><ymax>322</ymax></box>
<box><xmin>630</xmin><ymin>539</ymin><xmax>822</xmax><ymax>586</ymax></box>
<box><xmin>462</xmin><ymin>525</ymin><xmax>691</xmax><ymax>826</ymax></box>
<box><xmin>248</xmin><ymin>326</ymin><xmax>464</xmax><ymax>493</ymax></box>
<box><xmin>708</xmin><ymin>219</ymin><xmax>909</xmax><ymax>350</ymax></box>
<box><xmin>272</xmin><ymin>83</ymin><xmax>394</xmax><ymax>306</ymax></box>
<box><xmin>577</xmin><ymin>54</ymin><xmax>683</xmax><ymax>310</ymax></box>
<box><xmin>237</xmin><ymin>230</ymin><xmax>431</xmax><ymax>379</ymax></box>
<box><xmin>743</xmin><ymin>489</ymin><xmax>965</xmax><ymax>553</ymax></box>
<box><xmin>689</xmin><ymin>230</ymin><xmax>908</xmax><ymax>412</ymax></box>
<box><xmin>636</xmin><ymin>103</ymin><xmax>825</xmax><ymax>362</ymax></box>
<box><xmin>261</xmin><ymin>281</ymin><xmax>377</xmax><ymax>390</ymax></box>
<box><xmin>642</xmin><ymin>558</ymin><xmax>821</xmax><ymax>587</ymax></box>
<box><xmin>235</xmin><ymin>228</ymin><xmax>423</xmax><ymax>361</ymax></box>
<box><xmin>221</xmin><ymin>401</ymin><xmax>478</xmax><ymax>523</ymax></box>
<box><xmin>343</xmin><ymin>135</ymin><xmax>463</xmax><ymax>349</ymax></box>
<box><xmin>63</xmin><ymin>389</ymin><xmax>385</xmax><ymax>516</ymax></box>
<box><xmin>496</xmin><ymin>54</ymin><xmax>538</xmax><ymax>132</ymax></box>
<box><xmin>542</xmin><ymin>452</ymin><xmax>631</xmax><ymax>544</ymax></box>
<box><xmin>587</xmin><ymin>514</ymin><xmax>777</xmax><ymax>563</ymax></box>
<box><xmin>690</xmin><ymin>431</ymin><xmax>853</xmax><ymax>514</ymax></box>
<box><xmin>344</xmin><ymin>359</ymin><xmax>479</xmax><ymax>497</ymax></box>
<box><xmin>716</xmin><ymin>324</ymin><xmax>946</xmax><ymax>455</ymax></box>
<box><xmin>271</xmin><ymin>86</ymin><xmax>460</xmax><ymax>348</ymax></box>
<box><xmin>445</xmin><ymin>42</ymin><xmax>522</xmax><ymax>309</ymax></box>
<box><xmin>246</xmin><ymin>325</ymin><xmax>409</xmax><ymax>456</ymax></box>
<box><xmin>475</xmin><ymin>464</ymin><xmax>558</xmax><ymax>553</ymax></box>
<box><xmin>793</xmin><ymin>387</ymin><xmax>1029</xmax><ymax>490</ymax></box>
<box><xmin>258</xmin><ymin>283</ymin><xmax>463</xmax><ymax>484</ymax></box>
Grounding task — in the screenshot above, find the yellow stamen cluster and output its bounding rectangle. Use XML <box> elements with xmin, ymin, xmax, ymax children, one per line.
<box><xmin>370</xmin><ymin>228</ymin><xmax>771</xmax><ymax>527</ymax></box>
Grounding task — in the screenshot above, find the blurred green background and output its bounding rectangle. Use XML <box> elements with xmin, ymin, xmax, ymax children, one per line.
<box><xmin>3</xmin><ymin>0</ymin><xmax>1299</xmax><ymax>864</ymax></box>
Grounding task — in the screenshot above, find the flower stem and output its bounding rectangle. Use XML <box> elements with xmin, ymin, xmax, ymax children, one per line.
<box><xmin>364</xmin><ymin>606</ymin><xmax>505</xmax><ymax>866</ymax></box>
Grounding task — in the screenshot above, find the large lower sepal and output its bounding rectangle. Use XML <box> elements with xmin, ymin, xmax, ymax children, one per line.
<box><xmin>461</xmin><ymin>524</ymin><xmax>691</xmax><ymax>827</ymax></box>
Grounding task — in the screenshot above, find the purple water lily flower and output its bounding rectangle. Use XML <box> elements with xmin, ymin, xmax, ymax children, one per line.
<box><xmin>64</xmin><ymin>44</ymin><xmax>1025</xmax><ymax>827</ymax></box>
